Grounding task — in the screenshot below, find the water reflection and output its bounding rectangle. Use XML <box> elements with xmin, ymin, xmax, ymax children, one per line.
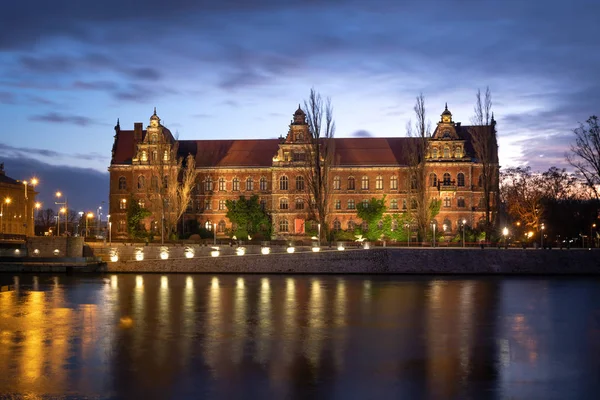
<box><xmin>0</xmin><ymin>274</ymin><xmax>598</xmax><ymax>398</ymax></box>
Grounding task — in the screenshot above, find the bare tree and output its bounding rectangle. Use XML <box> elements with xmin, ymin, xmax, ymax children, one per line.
<box><xmin>567</xmin><ymin>115</ymin><xmax>600</xmax><ymax>199</ymax></box>
<box><xmin>302</xmin><ymin>88</ymin><xmax>336</xmax><ymax>242</ymax></box>
<box><xmin>406</xmin><ymin>93</ymin><xmax>434</xmax><ymax>241</ymax></box>
<box><xmin>469</xmin><ymin>87</ymin><xmax>498</xmax><ymax>240</ymax></box>
<box><xmin>500</xmin><ymin>167</ymin><xmax>546</xmax><ymax>229</ymax></box>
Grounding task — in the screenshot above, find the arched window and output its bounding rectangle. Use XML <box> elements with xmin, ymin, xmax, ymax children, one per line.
<box><xmin>443</xmin><ymin>219</ymin><xmax>451</xmax><ymax>231</ymax></box>
<box><xmin>118</xmin><ymin>177</ymin><xmax>127</xmax><ymax>190</ymax></box>
<box><xmin>348</xmin><ymin>220</ymin><xmax>355</xmax><ymax>231</ymax></box>
<box><xmin>279</xmin><ymin>219</ymin><xmax>289</xmax><ymax>232</ymax></box>
<box><xmin>219</xmin><ymin>177</ymin><xmax>226</xmax><ymax>191</ymax></box>
<box><xmin>376</xmin><ymin>175</ymin><xmax>383</xmax><ymax>190</ymax></box>
<box><xmin>333</xmin><ymin>220</ymin><xmax>341</xmax><ymax>231</ymax></box>
<box><xmin>152</xmin><ymin>151</ymin><xmax>158</xmax><ymax>161</ymax></box>
<box><xmin>141</xmin><ymin>151</ymin><xmax>148</xmax><ymax>162</ymax></box>
<box><xmin>296</xmin><ymin>176</ymin><xmax>304</xmax><ymax>191</ymax></box>
<box><xmin>295</xmin><ymin>198</ymin><xmax>304</xmax><ymax>210</ymax></box>
<box><xmin>348</xmin><ymin>177</ymin><xmax>356</xmax><ymax>190</ymax></box>
<box><xmin>443</xmin><ymin>173</ymin><xmax>451</xmax><ymax>185</ymax></box>
<box><xmin>232</xmin><ymin>177</ymin><xmax>240</xmax><ymax>191</ymax></box>
<box><xmin>137</xmin><ymin>176</ymin><xmax>145</xmax><ymax>190</ymax></box>
<box><xmin>246</xmin><ymin>177</ymin><xmax>253</xmax><ymax>191</ymax></box>
<box><xmin>260</xmin><ymin>177</ymin><xmax>268</xmax><ymax>191</ymax></box>
<box><xmin>347</xmin><ymin>199</ymin><xmax>355</xmax><ymax>209</ymax></box>
<box><xmin>163</xmin><ymin>150</ymin><xmax>169</xmax><ymax>161</ymax></box>
<box><xmin>279</xmin><ymin>176</ymin><xmax>288</xmax><ymax>191</ymax></box>
<box><xmin>390</xmin><ymin>199</ymin><xmax>398</xmax><ymax>209</ymax></box>
<box><xmin>150</xmin><ymin>133</ymin><xmax>158</xmax><ymax>143</ymax></box>
<box><xmin>457</xmin><ymin>173</ymin><xmax>465</xmax><ymax>187</ymax></box>
<box><xmin>205</xmin><ymin>177</ymin><xmax>213</xmax><ymax>192</ymax></box>
<box><xmin>279</xmin><ymin>198</ymin><xmax>289</xmax><ymax>210</ymax></box>
<box><xmin>151</xmin><ymin>176</ymin><xmax>158</xmax><ymax>190</ymax></box>
<box><xmin>443</xmin><ymin>146</ymin><xmax>450</xmax><ymax>158</ymax></box>
<box><xmin>429</xmin><ymin>173</ymin><xmax>437</xmax><ymax>187</ymax></box>
<box><xmin>432</xmin><ymin>147</ymin><xmax>438</xmax><ymax>158</ymax></box>
<box><xmin>333</xmin><ymin>176</ymin><xmax>341</xmax><ymax>190</ymax></box>
<box><xmin>390</xmin><ymin>176</ymin><xmax>398</xmax><ymax>190</ymax></box>
<box><xmin>361</xmin><ymin>176</ymin><xmax>369</xmax><ymax>190</ymax></box>
<box><xmin>218</xmin><ymin>220</ymin><xmax>226</xmax><ymax>233</ymax></box>
<box><xmin>457</xmin><ymin>197</ymin><xmax>465</xmax><ymax>207</ymax></box>
<box><xmin>205</xmin><ymin>221</ymin><xmax>212</xmax><ymax>231</ymax></box>
<box><xmin>478</xmin><ymin>175</ymin><xmax>483</xmax><ymax>188</ymax></box>
<box><xmin>455</xmin><ymin>147</ymin><xmax>462</xmax><ymax>158</ymax></box>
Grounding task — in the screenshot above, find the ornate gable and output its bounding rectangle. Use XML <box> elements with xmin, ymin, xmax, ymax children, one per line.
<box><xmin>273</xmin><ymin>105</ymin><xmax>311</xmax><ymax>164</ymax></box>
<box><xmin>428</xmin><ymin>104</ymin><xmax>466</xmax><ymax>161</ymax></box>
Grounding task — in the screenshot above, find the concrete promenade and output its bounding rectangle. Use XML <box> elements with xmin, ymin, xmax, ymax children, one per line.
<box><xmin>101</xmin><ymin>246</ymin><xmax>600</xmax><ymax>275</ymax></box>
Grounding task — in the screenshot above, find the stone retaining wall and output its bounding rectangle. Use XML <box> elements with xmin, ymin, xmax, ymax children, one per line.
<box><xmin>26</xmin><ymin>237</ymin><xmax>84</xmax><ymax>258</ymax></box>
<box><xmin>104</xmin><ymin>247</ymin><xmax>600</xmax><ymax>274</ymax></box>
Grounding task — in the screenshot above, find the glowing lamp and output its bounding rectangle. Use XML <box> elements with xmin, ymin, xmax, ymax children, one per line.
<box><xmin>261</xmin><ymin>247</ymin><xmax>270</xmax><ymax>255</ymax></box>
<box><xmin>337</xmin><ymin>244</ymin><xmax>345</xmax><ymax>251</ymax></box>
<box><xmin>135</xmin><ymin>250</ymin><xmax>144</xmax><ymax>261</ymax></box>
<box><xmin>236</xmin><ymin>247</ymin><xmax>246</xmax><ymax>256</ymax></box>
<box><xmin>311</xmin><ymin>246</ymin><xmax>321</xmax><ymax>252</ymax></box>
<box><xmin>184</xmin><ymin>247</ymin><xmax>195</xmax><ymax>258</ymax></box>
<box><xmin>286</xmin><ymin>246</ymin><xmax>295</xmax><ymax>253</ymax></box>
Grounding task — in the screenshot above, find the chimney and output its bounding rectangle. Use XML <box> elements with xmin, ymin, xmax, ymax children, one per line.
<box><xmin>134</xmin><ymin>122</ymin><xmax>143</xmax><ymax>141</ymax></box>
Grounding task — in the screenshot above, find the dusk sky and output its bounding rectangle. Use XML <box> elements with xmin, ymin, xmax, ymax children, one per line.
<box><xmin>1</xmin><ymin>0</ymin><xmax>599</xmax><ymax>211</ymax></box>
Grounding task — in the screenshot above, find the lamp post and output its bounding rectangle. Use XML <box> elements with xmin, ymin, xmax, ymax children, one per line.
<box><xmin>55</xmin><ymin>191</ymin><xmax>68</xmax><ymax>236</ymax></box>
<box><xmin>591</xmin><ymin>223</ymin><xmax>596</xmax><ymax>248</ymax></box>
<box><xmin>462</xmin><ymin>219</ymin><xmax>467</xmax><ymax>248</ymax></box>
<box><xmin>318</xmin><ymin>223</ymin><xmax>321</xmax><ymax>248</ymax></box>
<box><xmin>540</xmin><ymin>223</ymin><xmax>545</xmax><ymax>249</ymax></box>
<box><xmin>86</xmin><ymin>212</ymin><xmax>94</xmax><ymax>238</ymax></box>
<box><xmin>33</xmin><ymin>202</ymin><xmax>41</xmax><ymax>236</ymax></box>
<box><xmin>1</xmin><ymin>197</ymin><xmax>11</xmax><ymax>233</ymax></box>
<box><xmin>213</xmin><ymin>221</ymin><xmax>216</xmax><ymax>245</ymax></box>
<box><xmin>96</xmin><ymin>206</ymin><xmax>102</xmax><ymax>237</ymax></box>
<box><xmin>432</xmin><ymin>222</ymin><xmax>436</xmax><ymax>247</ymax></box>
<box><xmin>78</xmin><ymin>211</ymin><xmax>83</xmax><ymax>236</ymax></box>
<box><xmin>107</xmin><ymin>214</ymin><xmax>112</xmax><ymax>245</ymax></box>
<box><xmin>503</xmin><ymin>227</ymin><xmax>509</xmax><ymax>248</ymax></box>
<box><xmin>405</xmin><ymin>223</ymin><xmax>410</xmax><ymax>247</ymax></box>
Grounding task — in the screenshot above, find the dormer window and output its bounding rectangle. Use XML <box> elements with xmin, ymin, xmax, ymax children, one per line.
<box><xmin>297</xmin><ymin>133</ymin><xmax>303</xmax><ymax>141</ymax></box>
<box><xmin>150</xmin><ymin>133</ymin><xmax>158</xmax><ymax>143</ymax></box>
<box><xmin>442</xmin><ymin>130</ymin><xmax>451</xmax><ymax>138</ymax></box>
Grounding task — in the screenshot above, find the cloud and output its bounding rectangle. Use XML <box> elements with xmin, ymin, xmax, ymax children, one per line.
<box><xmin>0</xmin><ymin>142</ymin><xmax>107</xmax><ymax>163</ymax></box>
<box><xmin>0</xmin><ymin>155</ymin><xmax>108</xmax><ymax>212</ymax></box>
<box><xmin>29</xmin><ymin>112</ymin><xmax>99</xmax><ymax>126</ymax></box>
<box><xmin>0</xmin><ymin>91</ymin><xmax>15</xmax><ymax>104</ymax></box>
<box><xmin>351</xmin><ymin>130</ymin><xmax>373</xmax><ymax>138</ymax></box>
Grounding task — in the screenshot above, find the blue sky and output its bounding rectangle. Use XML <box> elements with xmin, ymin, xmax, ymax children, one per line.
<box><xmin>1</xmin><ymin>0</ymin><xmax>599</xmax><ymax>211</ymax></box>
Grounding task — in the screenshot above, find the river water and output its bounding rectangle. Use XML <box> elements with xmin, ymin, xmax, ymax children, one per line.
<box><xmin>0</xmin><ymin>274</ymin><xmax>599</xmax><ymax>399</ymax></box>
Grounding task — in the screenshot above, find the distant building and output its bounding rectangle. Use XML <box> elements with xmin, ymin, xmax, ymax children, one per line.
<box><xmin>109</xmin><ymin>105</ymin><xmax>498</xmax><ymax>240</ymax></box>
<box><xmin>0</xmin><ymin>163</ymin><xmax>38</xmax><ymax>236</ymax></box>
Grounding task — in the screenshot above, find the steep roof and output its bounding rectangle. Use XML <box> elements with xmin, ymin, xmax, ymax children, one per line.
<box><xmin>0</xmin><ymin>171</ymin><xmax>20</xmax><ymax>186</ymax></box>
<box><xmin>111</xmin><ymin>131</ymin><xmax>484</xmax><ymax>167</ymax></box>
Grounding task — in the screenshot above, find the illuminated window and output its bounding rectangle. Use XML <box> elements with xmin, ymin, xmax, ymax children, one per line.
<box><xmin>443</xmin><ymin>146</ymin><xmax>450</xmax><ymax>158</ymax></box>
<box><xmin>335</xmin><ymin>200</ymin><xmax>341</xmax><ymax>210</ymax></box>
<box><xmin>232</xmin><ymin>177</ymin><xmax>240</xmax><ymax>191</ymax></box>
<box><xmin>246</xmin><ymin>177</ymin><xmax>253</xmax><ymax>191</ymax></box>
<box><xmin>429</xmin><ymin>173</ymin><xmax>437</xmax><ymax>187</ymax></box>
<box><xmin>218</xmin><ymin>220</ymin><xmax>226</xmax><ymax>232</ymax></box>
<box><xmin>333</xmin><ymin>176</ymin><xmax>341</xmax><ymax>190</ymax></box>
<box><xmin>279</xmin><ymin>198</ymin><xmax>289</xmax><ymax>210</ymax></box>
<box><xmin>390</xmin><ymin>176</ymin><xmax>398</xmax><ymax>190</ymax></box>
<box><xmin>457</xmin><ymin>173</ymin><xmax>465</xmax><ymax>187</ymax></box>
<box><xmin>362</xmin><ymin>199</ymin><xmax>369</xmax><ymax>208</ymax></box>
<box><xmin>279</xmin><ymin>219</ymin><xmax>289</xmax><ymax>232</ymax></box>
<box><xmin>163</xmin><ymin>150</ymin><xmax>168</xmax><ymax>161</ymax></box>
<box><xmin>390</xmin><ymin>199</ymin><xmax>398</xmax><ymax>209</ymax></box>
<box><xmin>444</xmin><ymin>197</ymin><xmax>451</xmax><ymax>207</ymax></box>
<box><xmin>348</xmin><ymin>177</ymin><xmax>355</xmax><ymax>190</ymax></box>
<box><xmin>218</xmin><ymin>200</ymin><xmax>226</xmax><ymax>210</ymax></box>
<box><xmin>205</xmin><ymin>221</ymin><xmax>212</xmax><ymax>231</ymax></box>
<box><xmin>260</xmin><ymin>177</ymin><xmax>268</xmax><ymax>191</ymax></box>
<box><xmin>219</xmin><ymin>178</ymin><xmax>226</xmax><ymax>191</ymax></box>
<box><xmin>361</xmin><ymin>176</ymin><xmax>369</xmax><ymax>190</ymax></box>
<box><xmin>347</xmin><ymin>199</ymin><xmax>355</xmax><ymax>209</ymax></box>
<box><xmin>137</xmin><ymin>176</ymin><xmax>145</xmax><ymax>190</ymax></box>
<box><xmin>205</xmin><ymin>200</ymin><xmax>212</xmax><ymax>210</ymax></box>
<box><xmin>141</xmin><ymin>151</ymin><xmax>147</xmax><ymax>161</ymax></box>
<box><xmin>119</xmin><ymin>199</ymin><xmax>127</xmax><ymax>210</ymax></box>
<box><xmin>279</xmin><ymin>176</ymin><xmax>289</xmax><ymax>191</ymax></box>
<box><xmin>150</xmin><ymin>133</ymin><xmax>158</xmax><ymax>143</ymax></box>
<box><xmin>376</xmin><ymin>175</ymin><xmax>383</xmax><ymax>190</ymax></box>
<box><xmin>432</xmin><ymin>147</ymin><xmax>438</xmax><ymax>158</ymax></box>
<box><xmin>205</xmin><ymin>177</ymin><xmax>213</xmax><ymax>192</ymax></box>
<box><xmin>295</xmin><ymin>198</ymin><xmax>304</xmax><ymax>210</ymax></box>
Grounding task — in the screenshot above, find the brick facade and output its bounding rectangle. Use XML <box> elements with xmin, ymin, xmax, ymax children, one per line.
<box><xmin>108</xmin><ymin>105</ymin><xmax>498</xmax><ymax>240</ymax></box>
<box><xmin>0</xmin><ymin>164</ymin><xmax>38</xmax><ymax>236</ymax></box>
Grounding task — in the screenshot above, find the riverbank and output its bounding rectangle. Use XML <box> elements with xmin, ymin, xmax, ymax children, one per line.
<box><xmin>101</xmin><ymin>247</ymin><xmax>600</xmax><ymax>274</ymax></box>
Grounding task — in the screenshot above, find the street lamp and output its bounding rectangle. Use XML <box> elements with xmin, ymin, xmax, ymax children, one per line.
<box><xmin>1</xmin><ymin>197</ymin><xmax>11</xmax><ymax>234</ymax></box>
<box><xmin>108</xmin><ymin>214</ymin><xmax>112</xmax><ymax>245</ymax></box>
<box><xmin>55</xmin><ymin>191</ymin><xmax>68</xmax><ymax>236</ymax></box>
<box><xmin>503</xmin><ymin>227</ymin><xmax>509</xmax><ymax>248</ymax></box>
<box><xmin>591</xmin><ymin>223</ymin><xmax>597</xmax><ymax>248</ymax></box>
<box><xmin>405</xmin><ymin>223</ymin><xmax>410</xmax><ymax>247</ymax></box>
<box><xmin>86</xmin><ymin>212</ymin><xmax>94</xmax><ymax>238</ymax></box>
<box><xmin>462</xmin><ymin>219</ymin><xmax>467</xmax><ymax>248</ymax></box>
<box><xmin>213</xmin><ymin>221</ymin><xmax>216</xmax><ymax>245</ymax></box>
<box><xmin>33</xmin><ymin>202</ymin><xmax>41</xmax><ymax>236</ymax></box>
<box><xmin>432</xmin><ymin>221</ymin><xmax>436</xmax><ymax>247</ymax></box>
<box><xmin>540</xmin><ymin>223</ymin><xmax>545</xmax><ymax>249</ymax></box>
<box><xmin>318</xmin><ymin>223</ymin><xmax>321</xmax><ymax>248</ymax></box>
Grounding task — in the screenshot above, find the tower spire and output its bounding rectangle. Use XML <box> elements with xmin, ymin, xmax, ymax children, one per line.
<box><xmin>153</xmin><ymin>107</ymin><xmax>157</xmax><ymax>115</ymax></box>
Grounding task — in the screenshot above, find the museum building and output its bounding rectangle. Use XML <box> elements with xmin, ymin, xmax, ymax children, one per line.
<box><xmin>108</xmin><ymin>105</ymin><xmax>498</xmax><ymax>240</ymax></box>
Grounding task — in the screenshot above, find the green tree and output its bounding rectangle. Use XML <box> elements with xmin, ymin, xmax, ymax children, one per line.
<box><xmin>126</xmin><ymin>195</ymin><xmax>151</xmax><ymax>239</ymax></box>
<box><xmin>356</xmin><ymin>196</ymin><xmax>387</xmax><ymax>241</ymax></box>
<box><xmin>226</xmin><ymin>195</ymin><xmax>271</xmax><ymax>240</ymax></box>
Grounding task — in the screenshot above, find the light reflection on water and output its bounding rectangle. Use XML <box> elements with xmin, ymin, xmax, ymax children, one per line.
<box><xmin>0</xmin><ymin>274</ymin><xmax>599</xmax><ymax>399</ymax></box>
